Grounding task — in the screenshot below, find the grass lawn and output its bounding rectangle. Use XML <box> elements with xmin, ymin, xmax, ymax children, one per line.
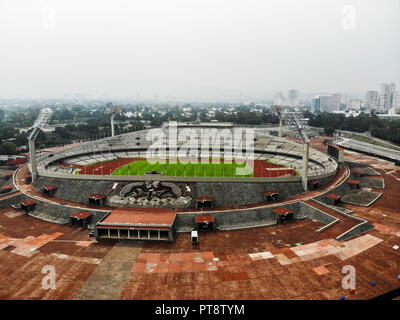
<box><xmin>111</xmin><ymin>159</ymin><xmax>253</xmax><ymax>177</ymax></box>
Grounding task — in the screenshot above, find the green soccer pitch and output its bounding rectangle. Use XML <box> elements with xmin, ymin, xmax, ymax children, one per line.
<box><xmin>111</xmin><ymin>159</ymin><xmax>254</xmax><ymax>177</ymax></box>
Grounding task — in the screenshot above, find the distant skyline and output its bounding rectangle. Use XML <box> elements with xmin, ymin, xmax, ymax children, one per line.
<box><xmin>1</xmin><ymin>0</ymin><xmax>399</xmax><ymax>100</ymax></box>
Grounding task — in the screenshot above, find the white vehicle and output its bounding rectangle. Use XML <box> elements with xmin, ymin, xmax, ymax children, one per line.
<box><xmin>191</xmin><ymin>230</ymin><xmax>198</xmax><ymax>244</ymax></box>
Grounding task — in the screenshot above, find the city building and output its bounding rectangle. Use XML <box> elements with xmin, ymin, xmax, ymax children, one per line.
<box><xmin>379</xmin><ymin>83</ymin><xmax>397</xmax><ymax>110</ymax></box>
<box><xmin>311</xmin><ymin>98</ymin><xmax>320</xmax><ymax>113</ymax></box>
<box><xmin>346</xmin><ymin>99</ymin><xmax>362</xmax><ymax>110</ymax></box>
<box><xmin>319</xmin><ymin>95</ymin><xmax>336</xmax><ymax>112</ymax></box>
<box><xmin>331</xmin><ymin>93</ymin><xmax>341</xmax><ymax>111</ymax></box>
<box><xmin>311</xmin><ymin>94</ymin><xmax>341</xmax><ymax>113</ymax></box>
<box><xmin>365</xmin><ymin>90</ymin><xmax>378</xmax><ymax>110</ymax></box>
<box><xmin>332</xmin><ymin>110</ymin><xmax>362</xmax><ymax>118</ymax></box>
<box><xmin>287</xmin><ymin>89</ymin><xmax>300</xmax><ymax>107</ymax></box>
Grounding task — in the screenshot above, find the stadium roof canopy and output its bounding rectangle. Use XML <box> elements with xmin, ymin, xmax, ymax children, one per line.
<box><xmin>21</xmin><ymin>200</ymin><xmax>37</xmax><ymax>206</ymax></box>
<box><xmin>272</xmin><ymin>208</ymin><xmax>293</xmax><ymax>216</ymax></box>
<box><xmin>196</xmin><ymin>196</ymin><xmax>213</xmax><ymax>202</ymax></box>
<box><xmin>325</xmin><ymin>193</ymin><xmax>341</xmax><ymax>200</ymax></box>
<box><xmin>88</xmin><ymin>194</ymin><xmax>106</xmax><ymax>200</ymax></box>
<box><xmin>195</xmin><ymin>215</ymin><xmax>214</xmax><ymax>224</ymax></box>
<box><xmin>347</xmin><ymin>180</ymin><xmax>360</xmax><ymax>185</ymax></box>
<box><xmin>70</xmin><ymin>211</ymin><xmax>92</xmax><ymax>220</ymax></box>
<box><xmin>263</xmin><ymin>191</ymin><xmax>278</xmax><ymax>196</ymax></box>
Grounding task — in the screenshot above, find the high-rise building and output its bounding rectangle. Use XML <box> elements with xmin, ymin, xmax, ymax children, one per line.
<box><xmin>365</xmin><ymin>91</ymin><xmax>378</xmax><ymax>110</ymax></box>
<box><xmin>331</xmin><ymin>93</ymin><xmax>341</xmax><ymax>111</ymax></box>
<box><xmin>311</xmin><ymin>98</ymin><xmax>320</xmax><ymax>113</ymax></box>
<box><xmin>379</xmin><ymin>83</ymin><xmax>397</xmax><ymax>110</ymax></box>
<box><xmin>318</xmin><ymin>95</ymin><xmax>337</xmax><ymax>112</ymax></box>
<box><xmin>312</xmin><ymin>94</ymin><xmax>341</xmax><ymax>113</ymax></box>
<box><xmin>287</xmin><ymin>89</ymin><xmax>300</xmax><ymax>107</ymax></box>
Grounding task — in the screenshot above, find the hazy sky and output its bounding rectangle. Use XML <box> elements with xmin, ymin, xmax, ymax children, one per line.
<box><xmin>0</xmin><ymin>0</ymin><xmax>399</xmax><ymax>100</ymax></box>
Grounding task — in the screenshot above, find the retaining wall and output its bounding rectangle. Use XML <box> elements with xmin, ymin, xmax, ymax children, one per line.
<box><xmin>0</xmin><ymin>193</ymin><xmax>28</xmax><ymax>208</ymax></box>
<box><xmin>336</xmin><ymin>221</ymin><xmax>375</xmax><ymax>241</ymax></box>
<box><xmin>174</xmin><ymin>201</ymin><xmax>335</xmax><ymax>233</ymax></box>
<box><xmin>29</xmin><ymin>201</ymin><xmax>108</xmax><ymax>225</ymax></box>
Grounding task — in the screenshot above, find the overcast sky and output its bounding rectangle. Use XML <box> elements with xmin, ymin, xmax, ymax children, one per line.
<box><xmin>0</xmin><ymin>0</ymin><xmax>399</xmax><ymax>100</ymax></box>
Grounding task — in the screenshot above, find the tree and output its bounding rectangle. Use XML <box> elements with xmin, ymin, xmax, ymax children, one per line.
<box><xmin>15</xmin><ymin>133</ymin><xmax>28</xmax><ymax>146</ymax></box>
<box><xmin>0</xmin><ymin>142</ymin><xmax>16</xmax><ymax>155</ymax></box>
<box><xmin>324</xmin><ymin>126</ymin><xmax>336</xmax><ymax>136</ymax></box>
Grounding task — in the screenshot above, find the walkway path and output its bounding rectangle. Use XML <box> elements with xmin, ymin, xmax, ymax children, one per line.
<box><xmin>74</xmin><ymin>241</ymin><xmax>143</xmax><ymax>300</ymax></box>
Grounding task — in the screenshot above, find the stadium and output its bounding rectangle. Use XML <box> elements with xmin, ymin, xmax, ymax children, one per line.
<box><xmin>39</xmin><ymin>122</ymin><xmax>336</xmax><ymax>181</ymax></box>
<box><xmin>21</xmin><ymin>122</ymin><xmax>339</xmax><ymax>235</ymax></box>
<box><xmin>1</xmin><ymin>119</ymin><xmax>399</xmax><ymax>300</ymax></box>
<box><xmin>1</xmin><ymin>0</ymin><xmax>399</xmax><ymax>303</ymax></box>
<box><xmin>1</xmin><ymin>119</ymin><xmax>344</xmax><ymax>238</ymax></box>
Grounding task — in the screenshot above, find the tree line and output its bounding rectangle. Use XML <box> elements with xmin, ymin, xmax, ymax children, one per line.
<box><xmin>308</xmin><ymin>112</ymin><xmax>400</xmax><ymax>144</ymax></box>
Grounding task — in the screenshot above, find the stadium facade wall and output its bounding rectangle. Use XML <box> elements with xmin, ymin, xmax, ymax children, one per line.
<box><xmin>195</xmin><ymin>181</ymin><xmax>303</xmax><ymax>207</ymax></box>
<box><xmin>33</xmin><ymin>177</ymin><xmax>112</xmax><ymax>204</ymax></box>
<box><xmin>33</xmin><ymin>175</ymin><xmax>336</xmax><ymax>208</ymax></box>
<box><xmin>37</xmin><ymin>169</ymin><xmax>335</xmax><ymax>183</ymax></box>
<box><xmin>34</xmin><ymin>176</ymin><xmax>305</xmax><ymax>207</ymax></box>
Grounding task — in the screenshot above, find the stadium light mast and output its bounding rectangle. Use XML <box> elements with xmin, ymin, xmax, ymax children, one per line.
<box><xmin>107</xmin><ymin>104</ymin><xmax>123</xmax><ymax>137</ymax></box>
<box><xmin>271</xmin><ymin>107</ymin><xmax>310</xmax><ymax>191</ymax></box>
<box><xmin>27</xmin><ymin>108</ymin><xmax>54</xmax><ymax>182</ymax></box>
<box><xmin>270</xmin><ymin>105</ymin><xmax>284</xmax><ymax>138</ymax></box>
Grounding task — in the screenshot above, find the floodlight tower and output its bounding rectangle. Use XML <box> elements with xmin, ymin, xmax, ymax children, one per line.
<box><xmin>107</xmin><ymin>104</ymin><xmax>123</xmax><ymax>137</ymax></box>
<box><xmin>271</xmin><ymin>108</ymin><xmax>310</xmax><ymax>191</ymax></box>
<box><xmin>27</xmin><ymin>108</ymin><xmax>53</xmax><ymax>182</ymax></box>
<box><xmin>270</xmin><ymin>105</ymin><xmax>284</xmax><ymax>138</ymax></box>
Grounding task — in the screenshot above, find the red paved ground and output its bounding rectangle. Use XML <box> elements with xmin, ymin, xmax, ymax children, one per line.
<box><xmin>60</xmin><ymin>158</ymin><xmax>135</xmax><ymax>175</ymax></box>
<box><xmin>0</xmin><ymin>207</ymin><xmax>115</xmax><ymax>299</ymax></box>
<box><xmin>250</xmin><ymin>160</ymin><xmax>296</xmax><ymax>177</ymax></box>
<box><xmin>304</xmin><ymin>200</ymin><xmax>359</xmax><ymax>239</ymax></box>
